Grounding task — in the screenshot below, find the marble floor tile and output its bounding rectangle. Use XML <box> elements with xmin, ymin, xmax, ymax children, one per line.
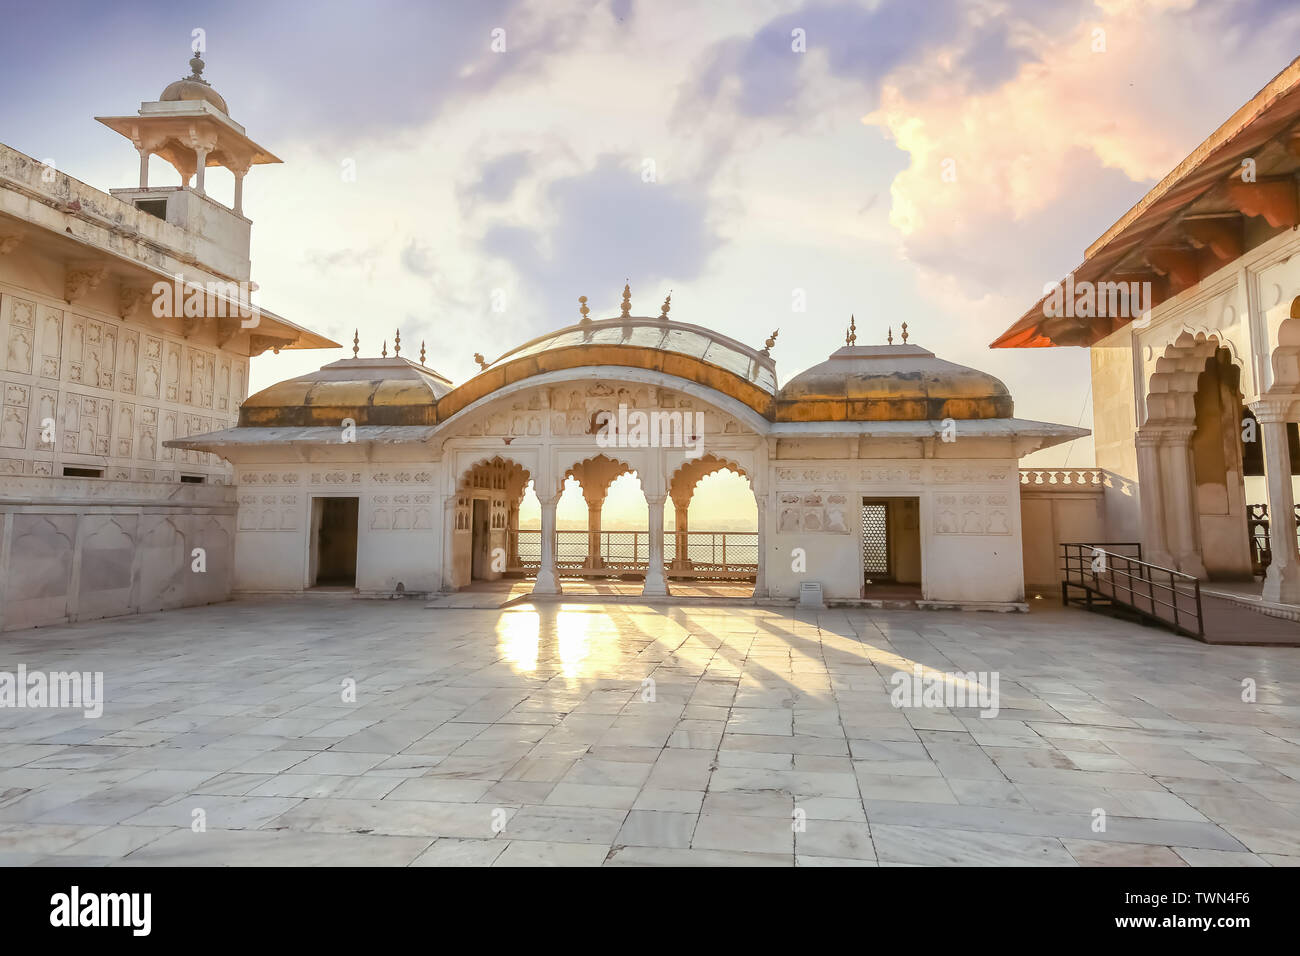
<box><xmin>0</xmin><ymin>598</ymin><xmax>1296</xmax><ymax>867</ymax></box>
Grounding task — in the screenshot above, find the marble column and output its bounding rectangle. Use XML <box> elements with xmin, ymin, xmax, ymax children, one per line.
<box><xmin>193</xmin><ymin>147</ymin><xmax>209</xmax><ymax>195</ymax></box>
<box><xmin>440</xmin><ymin>495</ymin><xmax>458</xmax><ymax>592</ymax></box>
<box><xmin>643</xmin><ymin>493</ymin><xmax>670</xmax><ymax>596</ymax></box>
<box><xmin>533</xmin><ymin>491</ymin><xmax>563</xmax><ymax>595</ymax></box>
<box><xmin>584</xmin><ymin>495</ymin><xmax>605</xmax><ymax>569</ymax></box>
<box><xmin>1254</xmin><ymin>404</ymin><xmax>1300</xmax><ymax>604</ymax></box>
<box><xmin>1160</xmin><ymin>425</ymin><xmax>1207</xmax><ymax>578</ymax></box>
<box><xmin>754</xmin><ymin>492</ymin><xmax>768</xmax><ymax>598</ymax></box>
<box><xmin>670</xmin><ymin>498</ymin><xmax>691</xmax><ymax>571</ymax></box>
<box><xmin>233</xmin><ymin>169</ymin><xmax>247</xmax><ymax>216</ymax></box>
<box><xmin>1135</xmin><ymin>429</ymin><xmax>1175</xmax><ymax>568</ymax></box>
<box><xmin>137</xmin><ymin>148</ymin><xmax>151</xmax><ymax>189</ymax></box>
<box><xmin>507</xmin><ymin>501</ymin><xmax>520</xmax><ymax>569</ymax></box>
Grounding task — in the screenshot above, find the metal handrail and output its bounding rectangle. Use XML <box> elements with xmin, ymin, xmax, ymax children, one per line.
<box><xmin>1059</xmin><ymin>542</ymin><xmax>1203</xmax><ymax>638</ymax></box>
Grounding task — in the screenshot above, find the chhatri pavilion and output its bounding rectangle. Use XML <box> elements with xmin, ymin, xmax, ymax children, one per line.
<box><xmin>169</xmin><ymin>302</ymin><xmax>1084</xmax><ymax>607</ymax></box>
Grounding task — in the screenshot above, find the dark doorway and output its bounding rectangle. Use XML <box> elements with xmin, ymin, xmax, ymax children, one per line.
<box><xmin>862</xmin><ymin>496</ymin><xmax>922</xmax><ymax>599</ymax></box>
<box><xmin>313</xmin><ymin>496</ymin><xmax>358</xmax><ymax>587</ymax></box>
<box><xmin>471</xmin><ymin>498</ymin><xmax>490</xmax><ymax>580</ymax></box>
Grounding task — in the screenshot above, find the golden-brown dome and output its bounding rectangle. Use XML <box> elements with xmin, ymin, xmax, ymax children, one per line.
<box><xmin>160</xmin><ymin>53</ymin><xmax>229</xmax><ymax>114</ymax></box>
<box><xmin>239</xmin><ymin>357</ymin><xmax>452</xmax><ymax>427</ymax></box>
<box><xmin>774</xmin><ymin>344</ymin><xmax>1013</xmax><ymax>422</ymax></box>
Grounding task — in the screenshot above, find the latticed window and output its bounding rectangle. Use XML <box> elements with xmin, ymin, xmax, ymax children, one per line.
<box><xmin>862</xmin><ymin>502</ymin><xmax>889</xmax><ymax>580</ymax></box>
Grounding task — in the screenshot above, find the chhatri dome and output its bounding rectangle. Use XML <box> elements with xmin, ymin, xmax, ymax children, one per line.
<box><xmin>775</xmin><ymin>318</ymin><xmax>1013</xmax><ymax>421</ymax></box>
<box><xmin>159</xmin><ymin>51</ymin><xmax>230</xmax><ymax>114</ymax></box>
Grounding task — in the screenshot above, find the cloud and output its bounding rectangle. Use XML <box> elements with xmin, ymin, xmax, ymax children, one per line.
<box><xmin>477</xmin><ymin>154</ymin><xmax>724</xmax><ymax>319</ymax></box>
<box><xmin>465</xmin><ymin>150</ymin><xmax>535</xmax><ymax>204</ymax></box>
<box><xmin>863</xmin><ymin>0</ymin><xmax>1300</xmax><ymax>292</ymax></box>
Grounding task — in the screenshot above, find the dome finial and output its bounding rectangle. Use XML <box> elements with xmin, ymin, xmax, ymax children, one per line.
<box><xmin>845</xmin><ymin>315</ymin><xmax>857</xmax><ymax>346</ymax></box>
<box><xmin>394</xmin><ymin>328</ymin><xmax>401</xmax><ymax>356</ymax></box>
<box><xmin>420</xmin><ymin>340</ymin><xmax>426</xmax><ymax>365</ymax></box>
<box><xmin>761</xmin><ymin>329</ymin><xmax>779</xmax><ymax>356</ymax></box>
<box><xmin>188</xmin><ymin>49</ymin><xmax>209</xmax><ymax>85</ymax></box>
<box><xmin>474</xmin><ymin>352</ymin><xmax>489</xmax><ymax>371</ymax></box>
<box><xmin>381</xmin><ymin>339</ymin><xmax>388</xmax><ymax>358</ymax></box>
<box><xmin>887</xmin><ymin>325</ymin><xmax>893</xmax><ymax>345</ymax></box>
<box><xmin>621</xmin><ymin>281</ymin><xmax>632</xmax><ymax>318</ymax></box>
<box><xmin>901</xmin><ymin>321</ymin><xmax>909</xmax><ymax>344</ymax></box>
<box><xmin>352</xmin><ymin>329</ymin><xmax>359</xmax><ymax>359</ymax></box>
<box><xmin>578</xmin><ymin>295</ymin><xmax>591</xmax><ymax>325</ymax></box>
<box><xmin>659</xmin><ymin>292</ymin><xmax>671</xmax><ymax>320</ymax></box>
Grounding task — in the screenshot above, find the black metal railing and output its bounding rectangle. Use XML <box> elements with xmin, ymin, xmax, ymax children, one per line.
<box><xmin>1246</xmin><ymin>503</ymin><xmax>1300</xmax><ymax>576</ymax></box>
<box><xmin>1060</xmin><ymin>542</ymin><xmax>1203</xmax><ymax>638</ymax></box>
<box><xmin>506</xmin><ymin>529</ymin><xmax>758</xmax><ymax>580</ymax></box>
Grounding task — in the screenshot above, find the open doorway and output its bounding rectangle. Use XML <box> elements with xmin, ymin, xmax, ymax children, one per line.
<box><xmin>471</xmin><ymin>498</ymin><xmax>491</xmax><ymax>580</ymax></box>
<box><xmin>310</xmin><ymin>496</ymin><xmax>358</xmax><ymax>587</ymax></box>
<box><xmin>862</xmin><ymin>497</ymin><xmax>921</xmax><ymax>599</ymax></box>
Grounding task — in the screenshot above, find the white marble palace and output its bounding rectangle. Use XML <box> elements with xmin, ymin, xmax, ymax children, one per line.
<box><xmin>43</xmin><ymin>51</ymin><xmax>1300</xmax><ymax>633</ymax></box>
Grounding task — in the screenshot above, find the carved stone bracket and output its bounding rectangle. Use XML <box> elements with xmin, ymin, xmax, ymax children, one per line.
<box><xmin>118</xmin><ymin>283</ymin><xmax>153</xmax><ymax>320</ymax></box>
<box><xmin>248</xmin><ymin>333</ymin><xmax>296</xmax><ymax>357</ymax></box>
<box><xmin>65</xmin><ymin>265</ymin><xmax>107</xmax><ymax>303</ymax></box>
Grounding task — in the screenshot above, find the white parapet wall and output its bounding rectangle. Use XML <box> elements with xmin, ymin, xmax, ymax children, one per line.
<box><xmin>0</xmin><ymin>475</ymin><xmax>236</xmax><ymax>631</ymax></box>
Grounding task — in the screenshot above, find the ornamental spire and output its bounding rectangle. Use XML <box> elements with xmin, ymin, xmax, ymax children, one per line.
<box><xmin>845</xmin><ymin>315</ymin><xmax>856</xmax><ymax>346</ymax></box>
<box><xmin>419</xmin><ymin>340</ymin><xmax>426</xmax><ymax>365</ymax></box>
<box><xmin>901</xmin><ymin>321</ymin><xmax>909</xmax><ymax>344</ymax></box>
<box><xmin>394</xmin><ymin>328</ymin><xmax>401</xmax><ymax>356</ymax></box>
<box><xmin>578</xmin><ymin>295</ymin><xmax>591</xmax><ymax>325</ymax></box>
<box><xmin>620</xmin><ymin>281</ymin><xmax>631</xmax><ymax>318</ymax></box>
<box><xmin>659</xmin><ymin>292</ymin><xmax>671</xmax><ymax>320</ymax></box>
<box><xmin>761</xmin><ymin>329</ymin><xmax>779</xmax><ymax>356</ymax></box>
<box><xmin>352</xmin><ymin>329</ymin><xmax>359</xmax><ymax>359</ymax></box>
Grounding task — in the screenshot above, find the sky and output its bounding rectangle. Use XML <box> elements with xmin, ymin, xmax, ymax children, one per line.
<box><xmin>4</xmin><ymin>0</ymin><xmax>1299</xmax><ymax>528</ymax></box>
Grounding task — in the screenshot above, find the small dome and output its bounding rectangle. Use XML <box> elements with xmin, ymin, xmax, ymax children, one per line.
<box><xmin>240</xmin><ymin>357</ymin><xmax>453</xmax><ymax>427</ymax></box>
<box><xmin>775</xmin><ymin>344</ymin><xmax>1013</xmax><ymax>421</ymax></box>
<box><xmin>159</xmin><ymin>53</ymin><xmax>229</xmax><ymax>114</ymax></box>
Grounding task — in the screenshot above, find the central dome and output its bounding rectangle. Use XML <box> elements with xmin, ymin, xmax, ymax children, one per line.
<box><xmin>774</xmin><ymin>344</ymin><xmax>1013</xmax><ymax>421</ymax></box>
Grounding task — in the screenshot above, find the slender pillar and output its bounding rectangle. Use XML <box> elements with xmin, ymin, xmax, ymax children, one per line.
<box><xmin>137</xmin><ymin>148</ymin><xmax>151</xmax><ymax>189</ymax></box>
<box><xmin>1135</xmin><ymin>429</ymin><xmax>1175</xmax><ymax>568</ymax></box>
<box><xmin>193</xmin><ymin>147</ymin><xmax>209</xmax><ymax>195</ymax></box>
<box><xmin>1160</xmin><ymin>425</ymin><xmax>1208</xmax><ymax>578</ymax></box>
<box><xmin>507</xmin><ymin>501</ymin><xmax>520</xmax><ymax>569</ymax></box>
<box><xmin>441</xmin><ymin>495</ymin><xmax>458</xmax><ymax>592</ymax></box>
<box><xmin>670</xmin><ymin>497</ymin><xmax>691</xmax><ymax>570</ymax></box>
<box><xmin>584</xmin><ymin>496</ymin><xmax>605</xmax><ymax>569</ymax></box>
<box><xmin>754</xmin><ymin>492</ymin><xmax>768</xmax><ymax>598</ymax></box>
<box><xmin>643</xmin><ymin>493</ymin><xmax>669</xmax><ymax>596</ymax></box>
<box><xmin>233</xmin><ymin>169</ymin><xmax>246</xmax><ymax>216</ymax></box>
<box><xmin>533</xmin><ymin>491</ymin><xmax>563</xmax><ymax>595</ymax></box>
<box><xmin>1254</xmin><ymin>404</ymin><xmax>1300</xmax><ymax>604</ymax></box>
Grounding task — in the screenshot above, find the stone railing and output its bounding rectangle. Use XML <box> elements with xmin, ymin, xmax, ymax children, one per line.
<box><xmin>0</xmin><ymin>474</ymin><xmax>235</xmax><ymax>510</ymax></box>
<box><xmin>1019</xmin><ymin>468</ymin><xmax>1136</xmax><ymax>495</ymax></box>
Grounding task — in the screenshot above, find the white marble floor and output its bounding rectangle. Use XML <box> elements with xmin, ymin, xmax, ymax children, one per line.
<box><xmin>1</xmin><ymin>599</ymin><xmax>1298</xmax><ymax>866</ymax></box>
